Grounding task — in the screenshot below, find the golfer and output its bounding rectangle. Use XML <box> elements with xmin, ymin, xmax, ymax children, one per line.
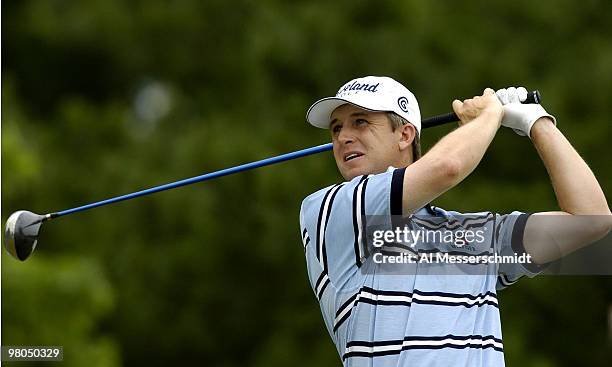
<box><xmin>299</xmin><ymin>76</ymin><xmax>611</xmax><ymax>366</ymax></box>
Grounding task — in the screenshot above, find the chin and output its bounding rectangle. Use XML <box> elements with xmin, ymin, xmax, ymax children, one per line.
<box><xmin>340</xmin><ymin>166</ymin><xmax>372</xmax><ymax>181</ymax></box>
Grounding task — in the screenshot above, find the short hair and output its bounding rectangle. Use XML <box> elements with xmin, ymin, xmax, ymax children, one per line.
<box><xmin>387</xmin><ymin>112</ymin><xmax>421</xmax><ymax>161</ymax></box>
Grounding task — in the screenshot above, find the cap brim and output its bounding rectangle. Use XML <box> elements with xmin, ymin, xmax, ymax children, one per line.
<box><xmin>306</xmin><ymin>96</ymin><xmax>394</xmax><ymax>129</ymax></box>
<box><xmin>306</xmin><ymin>97</ymin><xmax>352</xmax><ymax>129</ymax></box>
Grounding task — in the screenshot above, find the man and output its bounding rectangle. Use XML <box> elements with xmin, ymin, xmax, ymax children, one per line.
<box><xmin>298</xmin><ymin>76</ymin><xmax>611</xmax><ymax>366</ymax></box>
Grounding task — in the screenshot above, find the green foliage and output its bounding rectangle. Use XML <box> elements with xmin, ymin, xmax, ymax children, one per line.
<box><xmin>2</xmin><ymin>0</ymin><xmax>611</xmax><ymax>366</ymax></box>
<box><xmin>1</xmin><ymin>252</ymin><xmax>119</xmax><ymax>366</ymax></box>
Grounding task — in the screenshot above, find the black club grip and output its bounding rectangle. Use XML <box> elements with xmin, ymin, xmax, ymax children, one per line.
<box><xmin>422</xmin><ymin>90</ymin><xmax>541</xmax><ymax>129</ymax></box>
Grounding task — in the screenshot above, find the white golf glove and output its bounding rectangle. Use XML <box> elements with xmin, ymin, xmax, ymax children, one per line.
<box><xmin>496</xmin><ymin>86</ymin><xmax>556</xmax><ymax>138</ymax></box>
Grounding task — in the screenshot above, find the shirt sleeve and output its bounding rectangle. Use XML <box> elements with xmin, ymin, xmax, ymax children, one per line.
<box><xmin>493</xmin><ymin>211</ymin><xmax>548</xmax><ymax>290</ymax></box>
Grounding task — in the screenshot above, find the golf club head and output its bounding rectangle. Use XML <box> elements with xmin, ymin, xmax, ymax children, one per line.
<box><xmin>4</xmin><ymin>210</ymin><xmax>45</xmax><ymax>261</ymax></box>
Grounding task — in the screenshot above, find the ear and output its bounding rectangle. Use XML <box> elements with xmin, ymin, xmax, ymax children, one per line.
<box><xmin>397</xmin><ymin>123</ymin><xmax>416</xmax><ymax>151</ymax></box>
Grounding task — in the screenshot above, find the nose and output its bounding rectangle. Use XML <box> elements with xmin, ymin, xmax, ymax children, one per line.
<box><xmin>337</xmin><ymin>125</ymin><xmax>355</xmax><ymax>145</ymax></box>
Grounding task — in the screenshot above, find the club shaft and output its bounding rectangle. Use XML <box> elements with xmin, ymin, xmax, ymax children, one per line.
<box><xmin>50</xmin><ymin>90</ymin><xmax>541</xmax><ymax>219</ymax></box>
<box><xmin>52</xmin><ymin>143</ymin><xmax>333</xmax><ymax>218</ymax></box>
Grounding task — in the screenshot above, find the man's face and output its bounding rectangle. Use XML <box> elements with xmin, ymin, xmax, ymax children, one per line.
<box><xmin>330</xmin><ymin>104</ymin><xmax>405</xmax><ymax>181</ymax></box>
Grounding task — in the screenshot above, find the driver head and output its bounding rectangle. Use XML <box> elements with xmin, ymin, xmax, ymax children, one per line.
<box><xmin>4</xmin><ymin>210</ymin><xmax>45</xmax><ymax>261</ymax></box>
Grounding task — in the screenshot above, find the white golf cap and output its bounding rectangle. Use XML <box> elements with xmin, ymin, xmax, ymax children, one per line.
<box><xmin>306</xmin><ymin>76</ymin><xmax>421</xmax><ymax>135</ymax></box>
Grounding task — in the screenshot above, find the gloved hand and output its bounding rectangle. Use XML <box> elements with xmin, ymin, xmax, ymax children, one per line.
<box><xmin>496</xmin><ymin>86</ymin><xmax>556</xmax><ymax>138</ymax></box>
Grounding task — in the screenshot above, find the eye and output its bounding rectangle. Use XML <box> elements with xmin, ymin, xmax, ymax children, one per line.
<box><xmin>355</xmin><ymin>118</ymin><xmax>368</xmax><ymax>126</ymax></box>
<box><xmin>331</xmin><ymin>124</ymin><xmax>341</xmax><ymax>136</ymax></box>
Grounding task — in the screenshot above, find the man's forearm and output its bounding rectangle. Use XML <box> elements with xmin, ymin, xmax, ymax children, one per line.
<box><xmin>422</xmin><ymin>109</ymin><xmax>501</xmax><ymax>184</ymax></box>
<box><xmin>402</xmin><ymin>90</ymin><xmax>502</xmax><ymax>214</ymax></box>
<box><xmin>531</xmin><ymin>118</ymin><xmax>611</xmax><ymax>215</ymax></box>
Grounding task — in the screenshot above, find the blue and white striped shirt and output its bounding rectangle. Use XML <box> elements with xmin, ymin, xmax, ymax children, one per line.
<box><xmin>299</xmin><ymin>167</ymin><xmax>544</xmax><ymax>367</ymax></box>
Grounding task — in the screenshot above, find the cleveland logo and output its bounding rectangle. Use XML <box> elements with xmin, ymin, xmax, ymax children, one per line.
<box><xmin>337</xmin><ymin>81</ymin><xmax>380</xmax><ymax>96</ymax></box>
<box><xmin>397</xmin><ymin>96</ymin><xmax>410</xmax><ymax>112</ymax></box>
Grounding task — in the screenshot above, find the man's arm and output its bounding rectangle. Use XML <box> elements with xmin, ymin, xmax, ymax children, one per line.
<box><xmin>402</xmin><ymin>88</ymin><xmax>503</xmax><ymax>214</ymax></box>
<box><xmin>523</xmin><ymin>118</ymin><xmax>612</xmax><ymax>263</ymax></box>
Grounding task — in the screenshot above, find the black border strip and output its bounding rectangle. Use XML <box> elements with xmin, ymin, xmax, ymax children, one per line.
<box><xmin>301</xmin><ymin>228</ymin><xmax>310</xmax><ymax>249</ymax></box>
<box><xmin>348</xmin><ymin>334</ymin><xmax>502</xmax><ymax>346</ymax></box>
<box><xmin>317</xmin><ymin>278</ymin><xmax>330</xmax><ymax>300</ymax></box>
<box><xmin>322</xmin><ymin>184</ymin><xmax>344</xmax><ymax>272</ymax></box>
<box><xmin>352</xmin><ymin>175</ymin><xmax>369</xmax><ymax>267</ymax></box>
<box><xmin>316</xmin><ymin>187</ymin><xmax>335</xmax><ymax>263</ymax></box>
<box><xmin>343</xmin><ymin>334</ymin><xmax>503</xmax><ymax>359</ymax></box>
<box><xmin>411</xmin><ymin>215</ymin><xmax>494</xmax><ymax>231</ymax></box>
<box><xmin>316</xmin><ymin>183</ymin><xmax>344</xmax><ymax>270</ymax></box>
<box><xmin>314</xmin><ymin>271</ymin><xmax>330</xmax><ymax>300</ymax></box>
<box><xmin>390</xmin><ymin>168</ymin><xmax>406</xmax><ymax>216</ymax></box>
<box><xmin>510</xmin><ymin>213</ymin><xmax>548</xmax><ymax>273</ymax></box>
<box><xmin>333</xmin><ymin>287</ymin><xmax>499</xmax><ymax>331</ymax></box>
<box><xmin>359</xmin><ymin>177</ymin><xmax>370</xmax><ymax>260</ymax></box>
<box><xmin>344</xmin><ymin>342</ymin><xmax>504</xmax><ymax>359</ymax></box>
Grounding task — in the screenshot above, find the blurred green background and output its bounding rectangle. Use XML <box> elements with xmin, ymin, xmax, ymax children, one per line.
<box><xmin>2</xmin><ymin>0</ymin><xmax>611</xmax><ymax>366</ymax></box>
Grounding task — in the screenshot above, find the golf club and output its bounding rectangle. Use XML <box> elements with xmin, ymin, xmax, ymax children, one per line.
<box><xmin>4</xmin><ymin>90</ymin><xmax>542</xmax><ymax>261</ymax></box>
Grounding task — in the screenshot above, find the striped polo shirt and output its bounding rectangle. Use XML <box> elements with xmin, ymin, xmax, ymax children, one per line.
<box><xmin>299</xmin><ymin>167</ymin><xmax>544</xmax><ymax>367</ymax></box>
